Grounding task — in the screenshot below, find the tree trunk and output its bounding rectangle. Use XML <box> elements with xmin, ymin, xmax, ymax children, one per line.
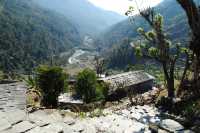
<box><xmin>167</xmin><ymin>79</ymin><xmax>175</xmax><ymax>98</ymax></box>
<box><xmin>176</xmin><ymin>0</ymin><xmax>200</xmax><ymax>94</ymax></box>
<box><xmin>162</xmin><ymin>62</ymin><xmax>175</xmax><ymax>99</ymax></box>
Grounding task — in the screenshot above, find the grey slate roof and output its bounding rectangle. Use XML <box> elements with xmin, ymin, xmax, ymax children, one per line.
<box><xmin>100</xmin><ymin>71</ymin><xmax>155</xmax><ymax>91</ymax></box>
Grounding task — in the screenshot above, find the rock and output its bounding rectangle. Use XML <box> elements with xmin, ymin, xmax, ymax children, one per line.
<box><xmin>40</xmin><ymin>122</ymin><xmax>64</xmax><ymax>133</ymax></box>
<box><xmin>28</xmin><ymin>110</ymin><xmax>55</xmax><ymax>126</ymax></box>
<box><xmin>71</xmin><ymin>121</ymin><xmax>85</xmax><ymax>132</ymax></box>
<box><xmin>158</xmin><ymin>129</ymin><xmax>168</xmax><ymax>133</ymax></box>
<box><xmin>109</xmin><ymin>125</ymin><xmax>124</xmax><ymax>133</ymax></box>
<box><xmin>124</xmin><ymin>121</ymin><xmax>145</xmax><ymax>133</ymax></box>
<box><xmin>149</xmin><ymin>117</ymin><xmax>161</xmax><ymax>124</ymax></box>
<box><xmin>82</xmin><ymin>123</ymin><xmax>96</xmax><ymax>133</ymax></box>
<box><xmin>63</xmin><ymin>116</ymin><xmax>76</xmax><ymax>125</ymax></box>
<box><xmin>121</xmin><ymin>109</ymin><xmax>130</xmax><ymax>117</ymax></box>
<box><xmin>11</xmin><ymin>121</ymin><xmax>36</xmax><ymax>133</ymax></box>
<box><xmin>6</xmin><ymin>109</ymin><xmax>26</xmax><ymax>124</ymax></box>
<box><xmin>26</xmin><ymin>126</ymin><xmax>43</xmax><ymax>133</ymax></box>
<box><xmin>130</xmin><ymin>111</ymin><xmax>143</xmax><ymax>121</ymax></box>
<box><xmin>178</xmin><ymin>130</ymin><xmax>195</xmax><ymax>133</ymax></box>
<box><xmin>160</xmin><ymin>119</ymin><xmax>184</xmax><ymax>132</ymax></box>
<box><xmin>0</xmin><ymin>118</ymin><xmax>11</xmax><ymax>131</ymax></box>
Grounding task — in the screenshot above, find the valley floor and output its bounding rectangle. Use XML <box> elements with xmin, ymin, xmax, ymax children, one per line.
<box><xmin>0</xmin><ymin>83</ymin><xmax>193</xmax><ymax>133</ymax></box>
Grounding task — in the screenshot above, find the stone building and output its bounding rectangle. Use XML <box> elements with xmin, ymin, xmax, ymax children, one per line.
<box><xmin>99</xmin><ymin>71</ymin><xmax>155</xmax><ymax>99</ymax></box>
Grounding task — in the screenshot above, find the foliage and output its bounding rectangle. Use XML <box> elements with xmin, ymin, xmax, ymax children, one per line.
<box><xmin>156</xmin><ymin>96</ymin><xmax>173</xmax><ymax>111</ymax></box>
<box><xmin>176</xmin><ymin>0</ymin><xmax>200</xmax><ymax>95</ymax></box>
<box><xmin>95</xmin><ymin>82</ymin><xmax>109</xmax><ymax>101</ymax></box>
<box><xmin>75</xmin><ymin>68</ymin><xmax>109</xmax><ymax>103</ymax></box>
<box><xmin>101</xmin><ymin>0</ymin><xmax>189</xmax><ymax>52</ymax></box>
<box><xmin>79</xmin><ymin>112</ymin><xmax>87</xmax><ymax>119</ymax></box>
<box><xmin>0</xmin><ymin>0</ymin><xmax>81</xmax><ymax>73</ymax></box>
<box><xmin>24</xmin><ymin>76</ymin><xmax>37</xmax><ymax>90</ymax></box>
<box><xmin>126</xmin><ymin>8</ymin><xmax>188</xmax><ymax>98</ymax></box>
<box><xmin>89</xmin><ymin>108</ymin><xmax>104</xmax><ymax>118</ymax></box>
<box><xmin>36</xmin><ymin>65</ymin><xmax>68</xmax><ymax>107</ymax></box>
<box><xmin>94</xmin><ymin>56</ymin><xmax>105</xmax><ymax>76</ymax></box>
<box><xmin>0</xmin><ymin>71</ymin><xmax>5</xmax><ymax>80</ymax></box>
<box><xmin>105</xmin><ymin>39</ymin><xmax>137</xmax><ymax>69</ymax></box>
<box><xmin>75</xmin><ymin>68</ymin><xmax>97</xmax><ymax>103</ymax></box>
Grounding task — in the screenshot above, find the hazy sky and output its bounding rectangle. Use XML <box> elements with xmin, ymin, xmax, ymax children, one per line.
<box><xmin>88</xmin><ymin>0</ymin><xmax>162</xmax><ymax>15</ymax></box>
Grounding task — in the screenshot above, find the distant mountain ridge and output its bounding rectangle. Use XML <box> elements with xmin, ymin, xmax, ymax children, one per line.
<box><xmin>34</xmin><ymin>0</ymin><xmax>126</xmax><ymax>37</ymax></box>
<box><xmin>101</xmin><ymin>0</ymin><xmax>189</xmax><ymax>50</ymax></box>
<box><xmin>101</xmin><ymin>0</ymin><xmax>190</xmax><ymax>69</ymax></box>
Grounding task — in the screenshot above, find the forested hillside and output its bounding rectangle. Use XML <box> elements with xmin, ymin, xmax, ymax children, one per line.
<box><xmin>0</xmin><ymin>0</ymin><xmax>81</xmax><ymax>73</ymax></box>
<box><xmin>34</xmin><ymin>0</ymin><xmax>125</xmax><ymax>37</ymax></box>
<box><xmin>102</xmin><ymin>0</ymin><xmax>190</xmax><ymax>69</ymax></box>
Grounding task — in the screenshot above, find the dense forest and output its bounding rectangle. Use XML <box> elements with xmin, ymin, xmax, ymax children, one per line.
<box><xmin>0</xmin><ymin>0</ymin><xmax>81</xmax><ymax>73</ymax></box>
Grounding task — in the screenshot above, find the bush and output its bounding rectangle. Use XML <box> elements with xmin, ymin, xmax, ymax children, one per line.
<box><xmin>0</xmin><ymin>71</ymin><xmax>5</xmax><ymax>80</ymax></box>
<box><xmin>36</xmin><ymin>65</ymin><xmax>68</xmax><ymax>107</ymax></box>
<box><xmin>76</xmin><ymin>68</ymin><xmax>97</xmax><ymax>103</ymax></box>
<box><xmin>24</xmin><ymin>75</ymin><xmax>37</xmax><ymax>90</ymax></box>
<box><xmin>95</xmin><ymin>82</ymin><xmax>109</xmax><ymax>101</ymax></box>
<box><xmin>156</xmin><ymin>96</ymin><xmax>173</xmax><ymax>111</ymax></box>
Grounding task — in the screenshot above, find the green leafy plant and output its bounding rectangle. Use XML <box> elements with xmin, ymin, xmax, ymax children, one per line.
<box><xmin>36</xmin><ymin>65</ymin><xmax>68</xmax><ymax>107</ymax></box>
<box><xmin>75</xmin><ymin>68</ymin><xmax>109</xmax><ymax>103</ymax></box>
<box><xmin>24</xmin><ymin>75</ymin><xmax>37</xmax><ymax>90</ymax></box>
<box><xmin>75</xmin><ymin>68</ymin><xmax>97</xmax><ymax>103</ymax></box>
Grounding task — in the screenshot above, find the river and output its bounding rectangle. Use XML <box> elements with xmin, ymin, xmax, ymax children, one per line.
<box><xmin>68</xmin><ymin>49</ymin><xmax>86</xmax><ymax>64</ymax></box>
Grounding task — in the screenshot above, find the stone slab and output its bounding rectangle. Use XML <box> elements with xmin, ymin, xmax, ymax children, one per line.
<box><xmin>0</xmin><ymin>118</ymin><xmax>11</xmax><ymax>131</ymax></box>
<box><xmin>11</xmin><ymin>121</ymin><xmax>36</xmax><ymax>133</ymax></box>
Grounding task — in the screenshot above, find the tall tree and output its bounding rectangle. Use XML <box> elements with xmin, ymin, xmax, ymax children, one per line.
<box><xmin>126</xmin><ymin>8</ymin><xmax>183</xmax><ymax>98</ymax></box>
<box><xmin>176</xmin><ymin>0</ymin><xmax>200</xmax><ymax>94</ymax></box>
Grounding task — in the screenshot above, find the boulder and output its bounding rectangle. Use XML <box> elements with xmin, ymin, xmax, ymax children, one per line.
<box><xmin>160</xmin><ymin>119</ymin><xmax>184</xmax><ymax>132</ymax></box>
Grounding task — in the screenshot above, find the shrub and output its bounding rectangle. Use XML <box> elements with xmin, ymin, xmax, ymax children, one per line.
<box><xmin>95</xmin><ymin>82</ymin><xmax>109</xmax><ymax>101</ymax></box>
<box><xmin>0</xmin><ymin>71</ymin><xmax>5</xmax><ymax>80</ymax></box>
<box><xmin>75</xmin><ymin>68</ymin><xmax>97</xmax><ymax>103</ymax></box>
<box><xmin>36</xmin><ymin>65</ymin><xmax>68</xmax><ymax>107</ymax></box>
<box><xmin>24</xmin><ymin>75</ymin><xmax>37</xmax><ymax>90</ymax></box>
<box><xmin>156</xmin><ymin>96</ymin><xmax>173</xmax><ymax>111</ymax></box>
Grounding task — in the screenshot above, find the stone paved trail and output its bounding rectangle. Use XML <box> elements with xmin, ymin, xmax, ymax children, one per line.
<box><xmin>0</xmin><ymin>83</ymin><xmax>194</xmax><ymax>133</ymax></box>
<box><xmin>0</xmin><ymin>82</ymin><xmax>26</xmax><ymax>111</ymax></box>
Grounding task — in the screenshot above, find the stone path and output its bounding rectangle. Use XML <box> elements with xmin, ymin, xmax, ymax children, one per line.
<box><xmin>0</xmin><ymin>83</ymin><xmax>26</xmax><ymax>111</ymax></box>
<box><xmin>0</xmin><ymin>106</ymin><xmax>194</xmax><ymax>133</ymax></box>
<box><xmin>0</xmin><ymin>83</ymin><xmax>194</xmax><ymax>133</ymax></box>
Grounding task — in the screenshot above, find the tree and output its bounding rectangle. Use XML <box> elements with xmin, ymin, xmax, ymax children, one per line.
<box><xmin>36</xmin><ymin>65</ymin><xmax>68</xmax><ymax>107</ymax></box>
<box><xmin>176</xmin><ymin>0</ymin><xmax>200</xmax><ymax>95</ymax></box>
<box><xmin>126</xmin><ymin>8</ymin><xmax>183</xmax><ymax>99</ymax></box>
<box><xmin>93</xmin><ymin>56</ymin><xmax>105</xmax><ymax>76</ymax></box>
<box><xmin>75</xmin><ymin>68</ymin><xmax>97</xmax><ymax>103</ymax></box>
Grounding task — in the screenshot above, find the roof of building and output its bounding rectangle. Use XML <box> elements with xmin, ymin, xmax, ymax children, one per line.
<box><xmin>99</xmin><ymin>71</ymin><xmax>155</xmax><ymax>91</ymax></box>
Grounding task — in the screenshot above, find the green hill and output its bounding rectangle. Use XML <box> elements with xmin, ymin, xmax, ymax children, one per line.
<box><xmin>101</xmin><ymin>0</ymin><xmax>190</xmax><ymax>69</ymax></box>
<box><xmin>0</xmin><ymin>0</ymin><xmax>81</xmax><ymax>73</ymax></box>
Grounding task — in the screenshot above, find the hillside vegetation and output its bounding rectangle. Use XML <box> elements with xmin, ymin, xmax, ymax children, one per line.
<box><xmin>101</xmin><ymin>0</ymin><xmax>189</xmax><ymax>69</ymax></box>
<box><xmin>0</xmin><ymin>0</ymin><xmax>81</xmax><ymax>73</ymax></box>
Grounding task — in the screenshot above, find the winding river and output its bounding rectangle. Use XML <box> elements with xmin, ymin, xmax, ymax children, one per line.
<box><xmin>68</xmin><ymin>49</ymin><xmax>86</xmax><ymax>64</ymax></box>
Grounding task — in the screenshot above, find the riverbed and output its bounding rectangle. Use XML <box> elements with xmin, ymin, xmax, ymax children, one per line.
<box><xmin>68</xmin><ymin>49</ymin><xmax>86</xmax><ymax>64</ymax></box>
